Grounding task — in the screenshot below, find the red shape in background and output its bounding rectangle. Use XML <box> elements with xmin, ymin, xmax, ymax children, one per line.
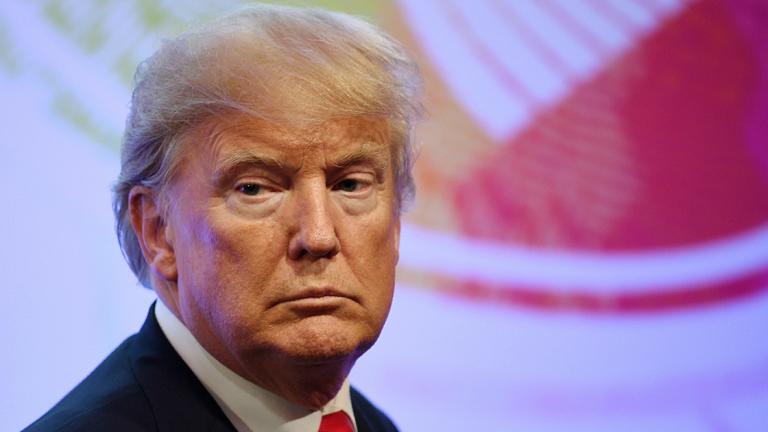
<box><xmin>450</xmin><ymin>0</ymin><xmax>768</xmax><ymax>311</ymax></box>
<box><xmin>448</xmin><ymin>269</ymin><xmax>768</xmax><ymax>314</ymax></box>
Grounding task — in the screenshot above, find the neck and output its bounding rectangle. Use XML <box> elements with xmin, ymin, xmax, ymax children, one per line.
<box><xmin>236</xmin><ymin>354</ymin><xmax>357</xmax><ymax>409</ymax></box>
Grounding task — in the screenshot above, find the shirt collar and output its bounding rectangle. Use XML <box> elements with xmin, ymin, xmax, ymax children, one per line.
<box><xmin>154</xmin><ymin>300</ymin><xmax>357</xmax><ymax>432</ymax></box>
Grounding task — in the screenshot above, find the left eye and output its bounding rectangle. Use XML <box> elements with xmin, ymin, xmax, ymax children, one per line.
<box><xmin>335</xmin><ymin>179</ymin><xmax>361</xmax><ymax>192</ymax></box>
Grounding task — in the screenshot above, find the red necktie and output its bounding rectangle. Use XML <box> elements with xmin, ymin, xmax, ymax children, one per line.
<box><xmin>318</xmin><ymin>411</ymin><xmax>354</xmax><ymax>432</ymax></box>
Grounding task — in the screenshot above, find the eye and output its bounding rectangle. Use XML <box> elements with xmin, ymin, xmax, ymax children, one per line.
<box><xmin>335</xmin><ymin>178</ymin><xmax>361</xmax><ymax>192</ymax></box>
<box><xmin>237</xmin><ymin>183</ymin><xmax>262</xmax><ymax>196</ymax></box>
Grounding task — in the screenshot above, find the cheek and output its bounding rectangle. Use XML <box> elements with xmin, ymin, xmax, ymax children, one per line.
<box><xmin>177</xmin><ymin>211</ymin><xmax>282</xmax><ymax>308</ymax></box>
<box><xmin>343</xmin><ymin>213</ymin><xmax>399</xmax><ymax>306</ymax></box>
<box><xmin>177</xmin><ymin>214</ymin><xmax>289</xmax><ymax>344</ymax></box>
<box><xmin>174</xmin><ymin>214</ymin><xmax>228</xmax><ymax>312</ymax></box>
<box><xmin>347</xmin><ymin>215</ymin><xmax>397</xmax><ymax>261</ymax></box>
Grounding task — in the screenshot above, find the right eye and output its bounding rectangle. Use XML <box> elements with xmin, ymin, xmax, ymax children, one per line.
<box><xmin>236</xmin><ymin>183</ymin><xmax>262</xmax><ymax>196</ymax></box>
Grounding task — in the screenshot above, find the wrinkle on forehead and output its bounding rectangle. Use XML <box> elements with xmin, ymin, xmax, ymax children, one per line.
<box><xmin>182</xmin><ymin>114</ymin><xmax>393</xmax><ymax>172</ymax></box>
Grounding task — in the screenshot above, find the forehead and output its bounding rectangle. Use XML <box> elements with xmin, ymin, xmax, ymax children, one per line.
<box><xmin>186</xmin><ymin>115</ymin><xmax>393</xmax><ymax>168</ymax></box>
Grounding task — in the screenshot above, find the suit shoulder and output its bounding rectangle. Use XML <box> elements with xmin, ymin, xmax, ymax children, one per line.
<box><xmin>23</xmin><ymin>407</ymin><xmax>154</xmax><ymax>432</ymax></box>
<box><xmin>23</xmin><ymin>336</ymin><xmax>156</xmax><ymax>432</ymax></box>
<box><xmin>351</xmin><ymin>388</ymin><xmax>399</xmax><ymax>432</ymax></box>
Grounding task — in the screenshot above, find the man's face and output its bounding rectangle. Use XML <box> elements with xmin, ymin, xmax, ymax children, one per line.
<box><xmin>164</xmin><ymin>115</ymin><xmax>400</xmax><ymax>373</ymax></box>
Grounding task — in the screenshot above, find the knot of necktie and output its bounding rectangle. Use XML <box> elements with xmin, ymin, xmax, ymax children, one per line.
<box><xmin>318</xmin><ymin>410</ymin><xmax>354</xmax><ymax>432</ymax></box>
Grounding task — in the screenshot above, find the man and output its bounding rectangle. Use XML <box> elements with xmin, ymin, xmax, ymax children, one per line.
<box><xmin>25</xmin><ymin>4</ymin><xmax>422</xmax><ymax>432</ymax></box>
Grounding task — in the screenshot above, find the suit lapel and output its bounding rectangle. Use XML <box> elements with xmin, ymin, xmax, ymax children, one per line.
<box><xmin>351</xmin><ymin>388</ymin><xmax>398</xmax><ymax>432</ymax></box>
<box><xmin>351</xmin><ymin>388</ymin><xmax>378</xmax><ymax>432</ymax></box>
<box><xmin>128</xmin><ymin>304</ymin><xmax>236</xmax><ymax>432</ymax></box>
<box><xmin>353</xmin><ymin>405</ymin><xmax>373</xmax><ymax>432</ymax></box>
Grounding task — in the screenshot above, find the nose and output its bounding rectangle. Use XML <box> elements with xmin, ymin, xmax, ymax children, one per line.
<box><xmin>287</xmin><ymin>182</ymin><xmax>340</xmax><ymax>260</ymax></box>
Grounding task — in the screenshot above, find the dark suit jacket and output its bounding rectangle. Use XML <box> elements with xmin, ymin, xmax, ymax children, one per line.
<box><xmin>24</xmin><ymin>304</ymin><xmax>398</xmax><ymax>432</ymax></box>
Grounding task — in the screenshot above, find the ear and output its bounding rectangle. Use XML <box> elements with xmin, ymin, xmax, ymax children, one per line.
<box><xmin>128</xmin><ymin>186</ymin><xmax>178</xmax><ymax>282</ymax></box>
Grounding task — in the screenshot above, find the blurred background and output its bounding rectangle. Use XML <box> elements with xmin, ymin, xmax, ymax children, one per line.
<box><xmin>2</xmin><ymin>0</ymin><xmax>767</xmax><ymax>430</ymax></box>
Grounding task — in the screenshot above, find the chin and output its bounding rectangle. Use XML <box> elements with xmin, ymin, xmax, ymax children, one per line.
<box><xmin>273</xmin><ymin>317</ymin><xmax>376</xmax><ymax>364</ymax></box>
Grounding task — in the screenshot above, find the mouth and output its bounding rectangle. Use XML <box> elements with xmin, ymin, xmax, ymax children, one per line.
<box><xmin>274</xmin><ymin>287</ymin><xmax>357</xmax><ymax>308</ymax></box>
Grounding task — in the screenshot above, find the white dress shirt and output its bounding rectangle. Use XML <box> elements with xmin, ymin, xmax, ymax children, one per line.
<box><xmin>154</xmin><ymin>301</ymin><xmax>357</xmax><ymax>432</ymax></box>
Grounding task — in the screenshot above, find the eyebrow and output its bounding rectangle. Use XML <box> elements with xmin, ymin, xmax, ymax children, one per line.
<box><xmin>329</xmin><ymin>146</ymin><xmax>391</xmax><ymax>175</ymax></box>
<box><xmin>211</xmin><ymin>144</ymin><xmax>391</xmax><ymax>186</ymax></box>
<box><xmin>211</xmin><ymin>151</ymin><xmax>288</xmax><ymax>186</ymax></box>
